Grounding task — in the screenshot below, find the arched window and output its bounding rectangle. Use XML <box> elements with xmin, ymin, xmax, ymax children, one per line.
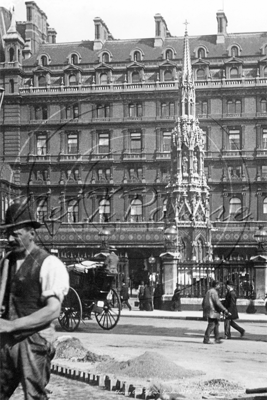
<box><xmin>133</xmin><ymin>51</ymin><xmax>141</xmax><ymax>62</ymax></box>
<box><xmin>198</xmin><ymin>48</ymin><xmax>205</xmax><ymax>59</ymax></box>
<box><xmin>129</xmin><ymin>104</ymin><xmax>135</xmax><ymax>117</ymax></box>
<box><xmin>36</xmin><ymin>200</ymin><xmax>47</xmax><ymax>222</ymax></box>
<box><xmin>164</xmin><ymin>70</ymin><xmax>172</xmax><ymax>81</ymax></box>
<box><xmin>132</xmin><ymin>71</ymin><xmax>140</xmax><ymax>83</ymax></box>
<box><xmin>69</xmin><ymin>74</ymin><xmax>77</xmax><ymax>85</ymax></box>
<box><xmin>102</xmin><ymin>52</ymin><xmax>109</xmax><ymax>63</ymax></box>
<box><xmin>196</xmin><ymin>68</ymin><xmax>205</xmax><ymax>80</ymax></box>
<box><xmin>165</xmin><ymin>49</ymin><xmax>173</xmax><ymax>60</ymax></box>
<box><xmin>99</xmin><ymin>199</ymin><xmax>110</xmax><ymax>222</ymax></box>
<box><xmin>263</xmin><ymin>197</ymin><xmax>267</xmax><ymax>214</ymax></box>
<box><xmin>100</xmin><ymin>73</ymin><xmax>108</xmax><ymax>85</ymax></box>
<box><xmin>161</xmin><ymin>103</ymin><xmax>167</xmax><ymax>117</ymax></box>
<box><xmin>9</xmin><ymin>47</ymin><xmax>14</xmax><ymax>62</ymax></box>
<box><xmin>265</xmin><ymin>45</ymin><xmax>267</xmax><ymax>56</ymax></box>
<box><xmin>71</xmin><ymin>54</ymin><xmax>78</xmax><ymax>64</ymax></box>
<box><xmin>231</xmin><ymin>46</ymin><xmax>239</xmax><ymax>57</ymax></box>
<box><xmin>9</xmin><ymin>79</ymin><xmax>14</xmax><ymax>93</ymax></box>
<box><xmin>236</xmin><ymin>100</ymin><xmax>241</xmax><ymax>113</ymax></box>
<box><xmin>229</xmin><ymin>197</ymin><xmax>241</xmax><ymax>216</ymax></box>
<box><xmin>41</xmin><ymin>55</ymin><xmax>47</xmax><ymax>66</ymax></box>
<box><xmin>230</xmin><ymin>67</ymin><xmax>238</xmax><ymax>78</ymax></box>
<box><xmin>38</xmin><ymin>75</ymin><xmax>46</xmax><ymax>87</ymax></box>
<box><xmin>227</xmin><ymin>100</ymin><xmax>234</xmax><ymax>114</ymax></box>
<box><xmin>264</xmin><ymin>67</ymin><xmax>267</xmax><ymax>77</ymax></box>
<box><xmin>261</xmin><ymin>99</ymin><xmax>267</xmax><ymax>113</ymax></box>
<box><xmin>67</xmin><ymin>200</ymin><xmax>79</xmax><ymax>223</ymax></box>
<box><xmin>130</xmin><ymin>198</ymin><xmax>142</xmax><ymax>222</ymax></box>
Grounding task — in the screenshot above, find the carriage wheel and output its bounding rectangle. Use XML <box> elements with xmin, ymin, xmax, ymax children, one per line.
<box><xmin>58</xmin><ymin>287</ymin><xmax>82</xmax><ymax>332</ymax></box>
<box><xmin>95</xmin><ymin>288</ymin><xmax>121</xmax><ymax>330</ymax></box>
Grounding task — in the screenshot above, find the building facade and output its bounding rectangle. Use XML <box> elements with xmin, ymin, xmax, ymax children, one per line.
<box><xmin>1</xmin><ymin>3</ymin><xmax>267</xmax><ymax>299</ymax></box>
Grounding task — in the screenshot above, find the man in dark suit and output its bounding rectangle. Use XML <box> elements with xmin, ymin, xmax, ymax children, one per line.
<box><xmin>224</xmin><ymin>280</ymin><xmax>245</xmax><ymax>339</ymax></box>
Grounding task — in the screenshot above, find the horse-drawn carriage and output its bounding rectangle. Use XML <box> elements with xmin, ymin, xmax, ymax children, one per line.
<box><xmin>58</xmin><ymin>260</ymin><xmax>121</xmax><ymax>332</ymax></box>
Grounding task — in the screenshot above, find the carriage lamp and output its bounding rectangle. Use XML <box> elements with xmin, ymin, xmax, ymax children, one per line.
<box><xmin>254</xmin><ymin>225</ymin><xmax>267</xmax><ymax>254</ymax></box>
<box><xmin>98</xmin><ymin>227</ymin><xmax>111</xmax><ymax>250</ymax></box>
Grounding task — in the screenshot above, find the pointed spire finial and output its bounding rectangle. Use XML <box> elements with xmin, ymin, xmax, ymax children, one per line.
<box><xmin>7</xmin><ymin>6</ymin><xmax>16</xmax><ymax>33</ymax></box>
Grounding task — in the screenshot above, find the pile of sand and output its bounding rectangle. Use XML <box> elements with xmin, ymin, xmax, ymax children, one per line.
<box><xmin>53</xmin><ymin>336</ymin><xmax>114</xmax><ymax>363</ymax></box>
<box><xmin>96</xmin><ymin>351</ymin><xmax>204</xmax><ymax>381</ymax></box>
<box><xmin>54</xmin><ymin>336</ymin><xmax>87</xmax><ymax>359</ymax></box>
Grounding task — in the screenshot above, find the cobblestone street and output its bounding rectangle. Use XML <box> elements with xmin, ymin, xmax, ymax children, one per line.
<box><xmin>11</xmin><ymin>375</ymin><xmax>124</xmax><ymax>400</ymax></box>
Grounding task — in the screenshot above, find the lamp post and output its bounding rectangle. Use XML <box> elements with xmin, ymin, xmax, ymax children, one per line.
<box><xmin>163</xmin><ymin>225</ymin><xmax>181</xmax><ymax>257</ymax></box>
<box><xmin>43</xmin><ymin>217</ymin><xmax>62</xmax><ymax>254</ymax></box>
<box><xmin>254</xmin><ymin>225</ymin><xmax>267</xmax><ymax>254</ymax></box>
<box><xmin>148</xmin><ymin>254</ymin><xmax>156</xmax><ymax>285</ymax></box>
<box><xmin>98</xmin><ymin>227</ymin><xmax>111</xmax><ymax>251</ymax></box>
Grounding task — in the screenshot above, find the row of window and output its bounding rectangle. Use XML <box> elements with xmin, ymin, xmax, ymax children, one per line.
<box><xmin>36</xmin><ymin>197</ymin><xmax>159</xmax><ymax>224</ymax></box>
<box><xmin>27</xmin><ymin>98</ymin><xmax>267</xmax><ymax>123</ymax></box>
<box><xmin>34</xmin><ymin>196</ymin><xmax>267</xmax><ymax>225</ymax></box>
<box><xmin>34</xmin><ymin>129</ymin><xmax>174</xmax><ymax>156</ymax></box>
<box><xmin>23</xmin><ymin>65</ymin><xmax>267</xmax><ymax>90</ymax></box>
<box><xmin>29</xmin><ymin>101</ymin><xmax>176</xmax><ymax>121</ymax></box>
<box><xmin>33</xmin><ymin>127</ymin><xmax>267</xmax><ymax>156</ymax></box>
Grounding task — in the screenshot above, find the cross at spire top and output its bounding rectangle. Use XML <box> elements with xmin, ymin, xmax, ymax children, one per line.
<box><xmin>183</xmin><ymin>19</ymin><xmax>189</xmax><ymax>33</ymax></box>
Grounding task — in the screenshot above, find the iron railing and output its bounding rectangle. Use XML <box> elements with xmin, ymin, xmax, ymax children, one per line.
<box><xmin>177</xmin><ymin>261</ymin><xmax>255</xmax><ymax>299</ymax></box>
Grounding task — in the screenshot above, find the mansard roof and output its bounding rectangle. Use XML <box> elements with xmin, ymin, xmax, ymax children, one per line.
<box><xmin>21</xmin><ymin>31</ymin><xmax>267</xmax><ymax>68</ymax></box>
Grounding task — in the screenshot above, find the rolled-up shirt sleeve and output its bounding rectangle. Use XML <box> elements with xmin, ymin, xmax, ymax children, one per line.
<box><xmin>40</xmin><ymin>255</ymin><xmax>69</xmax><ymax>303</ymax></box>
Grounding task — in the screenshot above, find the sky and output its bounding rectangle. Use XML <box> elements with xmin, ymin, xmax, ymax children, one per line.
<box><xmin>1</xmin><ymin>0</ymin><xmax>267</xmax><ymax>43</ymax></box>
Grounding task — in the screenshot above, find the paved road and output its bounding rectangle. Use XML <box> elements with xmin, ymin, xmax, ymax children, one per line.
<box><xmin>10</xmin><ymin>315</ymin><xmax>267</xmax><ymax>399</ymax></box>
<box><xmin>11</xmin><ymin>375</ymin><xmax>125</xmax><ymax>400</ymax></box>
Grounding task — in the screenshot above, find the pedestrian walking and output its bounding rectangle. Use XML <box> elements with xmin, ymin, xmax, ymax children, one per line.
<box><xmin>170</xmin><ymin>283</ymin><xmax>181</xmax><ymax>311</ymax></box>
<box><xmin>120</xmin><ymin>281</ymin><xmax>131</xmax><ymax>310</ymax></box>
<box><xmin>144</xmin><ymin>281</ymin><xmax>154</xmax><ymax>311</ymax></box>
<box><xmin>0</xmin><ymin>201</ymin><xmax>69</xmax><ymax>399</ymax></box>
<box><xmin>202</xmin><ymin>280</ymin><xmax>230</xmax><ymax>344</ymax></box>
<box><xmin>224</xmin><ymin>280</ymin><xmax>245</xmax><ymax>339</ymax></box>
<box><xmin>138</xmin><ymin>281</ymin><xmax>145</xmax><ymax>310</ymax></box>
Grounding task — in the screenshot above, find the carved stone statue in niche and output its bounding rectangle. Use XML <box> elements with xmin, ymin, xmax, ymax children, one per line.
<box><xmin>193</xmin><ymin>154</ymin><xmax>198</xmax><ymax>173</ymax></box>
<box><xmin>182</xmin><ymin>156</ymin><xmax>188</xmax><ymax>174</ymax></box>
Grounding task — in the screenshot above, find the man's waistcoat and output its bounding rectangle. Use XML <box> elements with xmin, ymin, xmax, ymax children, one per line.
<box><xmin>7</xmin><ymin>247</ymin><xmax>49</xmax><ymax>320</ymax></box>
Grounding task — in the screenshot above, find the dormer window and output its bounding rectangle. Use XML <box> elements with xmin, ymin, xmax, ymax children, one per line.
<box><xmin>132</xmin><ymin>71</ymin><xmax>140</xmax><ymax>83</ymax></box>
<box><xmin>69</xmin><ymin>74</ymin><xmax>77</xmax><ymax>85</ymax></box>
<box><xmin>196</xmin><ymin>68</ymin><xmax>205</xmax><ymax>80</ymax></box>
<box><xmin>165</xmin><ymin>49</ymin><xmax>173</xmax><ymax>60</ymax></box>
<box><xmin>71</xmin><ymin>54</ymin><xmax>78</xmax><ymax>64</ymax></box>
<box><xmin>133</xmin><ymin>51</ymin><xmax>141</xmax><ymax>62</ymax></box>
<box><xmin>102</xmin><ymin>52</ymin><xmax>109</xmax><ymax>63</ymax></box>
<box><xmin>164</xmin><ymin>70</ymin><xmax>172</xmax><ymax>81</ymax></box>
<box><xmin>198</xmin><ymin>48</ymin><xmax>205</xmax><ymax>59</ymax></box>
<box><xmin>230</xmin><ymin>67</ymin><xmax>238</xmax><ymax>78</ymax></box>
<box><xmin>41</xmin><ymin>55</ymin><xmax>48</xmax><ymax>66</ymax></box>
<box><xmin>38</xmin><ymin>75</ymin><xmax>46</xmax><ymax>87</ymax></box>
<box><xmin>100</xmin><ymin>73</ymin><xmax>108</xmax><ymax>84</ymax></box>
<box><xmin>264</xmin><ymin>67</ymin><xmax>267</xmax><ymax>77</ymax></box>
<box><xmin>231</xmin><ymin>46</ymin><xmax>239</xmax><ymax>57</ymax></box>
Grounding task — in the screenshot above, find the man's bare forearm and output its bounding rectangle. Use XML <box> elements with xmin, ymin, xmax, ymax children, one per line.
<box><xmin>0</xmin><ymin>297</ymin><xmax>61</xmax><ymax>333</ymax></box>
